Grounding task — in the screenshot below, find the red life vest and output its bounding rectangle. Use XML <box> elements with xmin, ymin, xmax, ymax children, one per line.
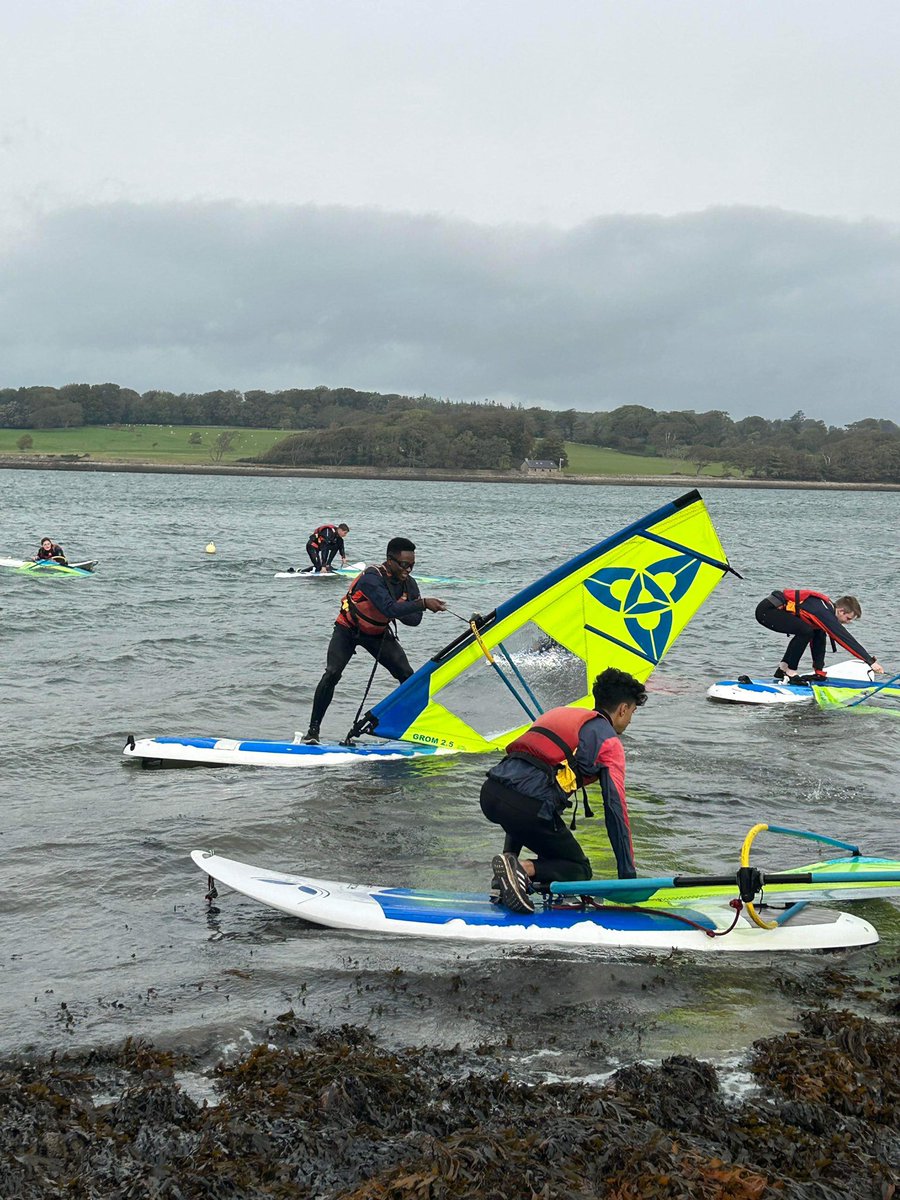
<box><xmin>780</xmin><ymin>588</ymin><xmax>832</xmax><ymax>623</ymax></box>
<box><xmin>310</xmin><ymin>524</ymin><xmax>337</xmax><ymax>548</ymax></box>
<box><xmin>505</xmin><ymin>706</ymin><xmax>601</xmax><ymax>794</ymax></box>
<box><xmin>337</xmin><ymin>565</ymin><xmax>408</xmax><ymax>637</ymax></box>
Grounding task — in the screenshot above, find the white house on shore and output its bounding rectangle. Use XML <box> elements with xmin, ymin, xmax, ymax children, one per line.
<box><xmin>520</xmin><ymin>458</ymin><xmax>562</xmax><ymax>473</ymax></box>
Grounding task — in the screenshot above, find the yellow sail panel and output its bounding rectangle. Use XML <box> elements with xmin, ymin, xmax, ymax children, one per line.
<box><xmin>813</xmin><ymin>680</ymin><xmax>900</xmax><ymax>716</ymax></box>
<box><xmin>362</xmin><ymin>490</ymin><xmax>734</xmax><ymax>750</ymax></box>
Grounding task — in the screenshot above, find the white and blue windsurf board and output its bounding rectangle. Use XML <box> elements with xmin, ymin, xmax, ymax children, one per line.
<box><xmin>124</xmin><ymin>733</ymin><xmax>446</xmax><ymax>768</ymax></box>
<box><xmin>190</xmin><ymin>851</ymin><xmax>878</xmax><ymax>952</ymax></box>
<box><xmin>274</xmin><ymin>561</ymin><xmax>366</xmax><ymax>580</ymax></box>
<box><xmin>707</xmin><ymin>659</ymin><xmax>874</xmax><ymax>705</ymax></box>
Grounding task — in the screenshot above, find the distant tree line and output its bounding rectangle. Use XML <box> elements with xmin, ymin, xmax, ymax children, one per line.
<box><xmin>1</xmin><ymin>382</ymin><xmax>898</xmax><ymax>482</ymax></box>
<box><xmin>560</xmin><ymin>404</ymin><xmax>900</xmax><ymax>485</ymax></box>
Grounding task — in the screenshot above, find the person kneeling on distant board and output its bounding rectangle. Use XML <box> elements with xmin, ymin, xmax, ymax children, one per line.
<box><xmin>481</xmin><ymin>667</ymin><xmax>647</xmax><ymax>915</ymax></box>
<box><xmin>301</xmin><ymin>537</ymin><xmax>447</xmax><ymax>744</ymax></box>
<box><xmin>305</xmin><ymin>523</ymin><xmax>350</xmax><ymax>573</ymax></box>
<box><xmin>755</xmin><ymin>588</ymin><xmax>883</xmax><ymax>684</ymax></box>
<box><xmin>34</xmin><ymin>537</ymin><xmax>67</xmax><ymax>565</ymax></box>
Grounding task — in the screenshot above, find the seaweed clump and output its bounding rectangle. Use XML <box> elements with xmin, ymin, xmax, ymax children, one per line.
<box><xmin>0</xmin><ymin>1010</ymin><xmax>896</xmax><ymax>1199</ymax></box>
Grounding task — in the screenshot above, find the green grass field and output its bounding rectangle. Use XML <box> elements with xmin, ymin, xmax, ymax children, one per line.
<box><xmin>563</xmin><ymin>442</ymin><xmax>733</xmax><ymax>477</ymax></box>
<box><xmin>0</xmin><ymin>426</ymin><xmax>734</xmax><ymax>476</ymax></box>
<box><xmin>0</xmin><ymin>425</ymin><xmax>289</xmax><ymax>464</ymax></box>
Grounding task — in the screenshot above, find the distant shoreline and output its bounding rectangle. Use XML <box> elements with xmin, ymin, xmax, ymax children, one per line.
<box><xmin>1</xmin><ymin>455</ymin><xmax>899</xmax><ymax>491</ymax></box>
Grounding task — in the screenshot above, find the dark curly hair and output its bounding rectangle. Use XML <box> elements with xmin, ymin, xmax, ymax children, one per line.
<box><xmin>592</xmin><ymin>668</ymin><xmax>648</xmax><ymax>712</ymax></box>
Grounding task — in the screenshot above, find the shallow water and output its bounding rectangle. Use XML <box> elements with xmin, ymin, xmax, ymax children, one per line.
<box><xmin>1</xmin><ymin>468</ymin><xmax>897</xmax><ymax>1074</ymax></box>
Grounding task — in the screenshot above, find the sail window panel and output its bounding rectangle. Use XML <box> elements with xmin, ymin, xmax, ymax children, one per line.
<box><xmin>430</xmin><ymin>621</ymin><xmax>588</xmax><ymax>739</ymax></box>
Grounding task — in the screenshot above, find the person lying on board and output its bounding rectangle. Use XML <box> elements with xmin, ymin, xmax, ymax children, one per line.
<box><xmin>481</xmin><ymin>667</ymin><xmax>647</xmax><ymax>915</ymax></box>
<box><xmin>305</xmin><ymin>523</ymin><xmax>350</xmax><ymax>573</ymax></box>
<box><xmin>301</xmin><ymin>537</ymin><xmax>447</xmax><ymax>744</ymax></box>
<box><xmin>755</xmin><ymin>589</ymin><xmax>884</xmax><ymax>684</ymax></box>
<box><xmin>33</xmin><ymin>538</ymin><xmax>67</xmax><ymax>565</ymax></box>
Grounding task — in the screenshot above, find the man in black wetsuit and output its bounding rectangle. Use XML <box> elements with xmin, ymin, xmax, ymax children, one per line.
<box><xmin>302</xmin><ymin>537</ymin><xmax>447</xmax><ymax>743</ymax></box>
<box><xmin>755</xmin><ymin>588</ymin><xmax>884</xmax><ymax>683</ymax></box>
<box><xmin>306</xmin><ymin>523</ymin><xmax>350</xmax><ymax>573</ymax></box>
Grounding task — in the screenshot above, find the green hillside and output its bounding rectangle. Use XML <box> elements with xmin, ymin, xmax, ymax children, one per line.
<box><xmin>0</xmin><ymin>426</ymin><xmax>735</xmax><ymax>476</ymax></box>
<box><xmin>0</xmin><ymin>425</ymin><xmax>289</xmax><ymax>464</ymax></box>
<box><xmin>563</xmin><ymin>442</ymin><xmax>732</xmax><ymax>477</ymax></box>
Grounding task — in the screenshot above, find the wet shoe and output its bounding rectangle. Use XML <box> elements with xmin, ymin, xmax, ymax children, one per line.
<box><xmin>787</xmin><ymin>675</ymin><xmax>808</xmax><ymax>687</ymax></box>
<box><xmin>490</xmin><ymin>853</ymin><xmax>535</xmax><ymax>915</ymax></box>
<box><xmin>800</xmin><ymin>670</ymin><xmax>828</xmax><ymax>685</ymax></box>
<box><xmin>301</xmin><ymin>727</ymin><xmax>320</xmax><ymax>744</ymax></box>
<box><xmin>773</xmin><ymin>667</ymin><xmax>786</xmax><ymax>681</ymax></box>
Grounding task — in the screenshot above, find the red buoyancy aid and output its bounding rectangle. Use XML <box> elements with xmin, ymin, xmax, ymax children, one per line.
<box><xmin>779</xmin><ymin>587</ymin><xmax>873</xmax><ymax>663</ymax></box>
<box><xmin>781</xmin><ymin>588</ymin><xmax>831</xmax><ymax>619</ymax></box>
<box><xmin>337</xmin><ymin>566</ymin><xmax>409</xmax><ymax>637</ymax></box>
<box><xmin>310</xmin><ymin>524</ymin><xmax>337</xmax><ymax>548</ymax></box>
<box><xmin>505</xmin><ymin>706</ymin><xmax>601</xmax><ymax>793</ymax></box>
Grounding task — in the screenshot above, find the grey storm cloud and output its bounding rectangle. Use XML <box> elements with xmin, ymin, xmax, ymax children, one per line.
<box><xmin>2</xmin><ymin>201</ymin><xmax>899</xmax><ymax>423</ymax></box>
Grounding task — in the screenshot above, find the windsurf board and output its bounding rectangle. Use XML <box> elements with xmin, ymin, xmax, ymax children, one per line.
<box><xmin>124</xmin><ymin>732</ymin><xmax>447</xmax><ymax>768</ymax></box>
<box><xmin>274</xmin><ymin>562</ymin><xmax>366</xmax><ymax>580</ymax></box>
<box><xmin>274</xmin><ymin>562</ymin><xmax>470</xmax><ymax>584</ymax></box>
<box><xmin>190</xmin><ymin>850</ymin><xmax>879</xmax><ymax>952</ymax></box>
<box><xmin>4</xmin><ymin>558</ymin><xmax>98</xmax><ymax>577</ymax></box>
<box><xmin>707</xmin><ymin>659</ymin><xmax>874</xmax><ymax>705</ymax></box>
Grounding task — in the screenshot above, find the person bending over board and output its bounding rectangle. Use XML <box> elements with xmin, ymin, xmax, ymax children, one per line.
<box><xmin>305</xmin><ymin>523</ymin><xmax>350</xmax><ymax>573</ymax></box>
<box><xmin>755</xmin><ymin>589</ymin><xmax>884</xmax><ymax>684</ymax></box>
<box><xmin>301</xmin><ymin>537</ymin><xmax>447</xmax><ymax>744</ymax></box>
<box><xmin>481</xmin><ymin>667</ymin><xmax>647</xmax><ymax>915</ymax></box>
<box><xmin>33</xmin><ymin>537</ymin><xmax>67</xmax><ymax>565</ymax></box>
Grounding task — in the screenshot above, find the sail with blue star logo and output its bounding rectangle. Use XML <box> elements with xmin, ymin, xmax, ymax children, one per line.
<box><xmin>355</xmin><ymin>490</ymin><xmax>735</xmax><ymax>753</ymax></box>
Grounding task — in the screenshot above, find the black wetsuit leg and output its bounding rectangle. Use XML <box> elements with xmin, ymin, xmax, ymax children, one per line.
<box><xmin>309</xmin><ymin>625</ymin><xmax>357</xmax><ymax>727</ymax></box>
<box><xmin>781</xmin><ymin>631</ymin><xmax>812</xmax><ymax>670</ymax></box>
<box><xmin>755</xmin><ymin>598</ymin><xmax>814</xmax><ymax>668</ymax></box>
<box><xmin>806</xmin><ymin>629</ymin><xmax>827</xmax><ymax>671</ymax></box>
<box><xmin>309</xmin><ymin>628</ymin><xmax>414</xmax><ymax>729</ymax></box>
<box><xmin>479</xmin><ymin>777</ymin><xmax>591</xmax><ymax>884</ymax></box>
<box><xmin>357</xmin><ymin>631</ymin><xmax>413</xmax><ymax>681</ymax></box>
<box><xmin>306</xmin><ymin>543</ymin><xmax>322</xmax><ymax>571</ymax></box>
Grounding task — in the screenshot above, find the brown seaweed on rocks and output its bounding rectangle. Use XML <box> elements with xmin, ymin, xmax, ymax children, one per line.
<box><xmin>0</xmin><ymin>1009</ymin><xmax>896</xmax><ymax>1199</ymax></box>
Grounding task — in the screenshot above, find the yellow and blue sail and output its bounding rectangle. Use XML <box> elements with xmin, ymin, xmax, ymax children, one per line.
<box><xmin>357</xmin><ymin>489</ymin><xmax>736</xmax><ymax>752</ymax></box>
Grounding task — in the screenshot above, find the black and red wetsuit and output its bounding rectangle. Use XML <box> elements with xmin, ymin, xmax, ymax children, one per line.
<box><xmin>306</xmin><ymin>524</ymin><xmax>346</xmax><ymax>571</ymax></box>
<box><xmin>480</xmin><ymin>705</ymin><xmax>636</xmax><ymax>884</ymax></box>
<box><xmin>307</xmin><ymin>565</ymin><xmax>425</xmax><ymax>732</ymax></box>
<box><xmin>755</xmin><ymin>588</ymin><xmax>875</xmax><ymax>673</ymax></box>
<box><xmin>35</xmin><ymin>542</ymin><xmax>66</xmax><ymax>564</ymax></box>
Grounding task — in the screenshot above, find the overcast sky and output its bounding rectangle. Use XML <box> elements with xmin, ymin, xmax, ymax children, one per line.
<box><xmin>2</xmin><ymin>0</ymin><xmax>900</xmax><ymax>422</ymax></box>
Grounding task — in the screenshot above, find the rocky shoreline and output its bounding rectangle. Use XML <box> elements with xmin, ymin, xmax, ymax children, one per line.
<box><xmin>1</xmin><ymin>454</ymin><xmax>899</xmax><ymax>491</ymax></box>
<box><xmin>3</xmin><ymin>994</ymin><xmax>897</xmax><ymax>1199</ymax></box>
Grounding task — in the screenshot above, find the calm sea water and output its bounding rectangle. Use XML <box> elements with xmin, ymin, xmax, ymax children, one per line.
<box><xmin>1</xmin><ymin>468</ymin><xmax>898</xmax><ymax>1076</ymax></box>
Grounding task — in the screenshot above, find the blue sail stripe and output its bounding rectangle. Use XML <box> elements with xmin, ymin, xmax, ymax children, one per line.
<box><xmin>583</xmin><ymin>625</ymin><xmax>658</xmax><ymax>666</ymax></box>
<box><xmin>637</xmin><ymin>529</ymin><xmax>734</xmax><ymax>571</ymax></box>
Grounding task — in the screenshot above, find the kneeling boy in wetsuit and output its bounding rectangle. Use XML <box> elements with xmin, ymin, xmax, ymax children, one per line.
<box><xmin>481</xmin><ymin>667</ymin><xmax>647</xmax><ymax>914</ymax></box>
